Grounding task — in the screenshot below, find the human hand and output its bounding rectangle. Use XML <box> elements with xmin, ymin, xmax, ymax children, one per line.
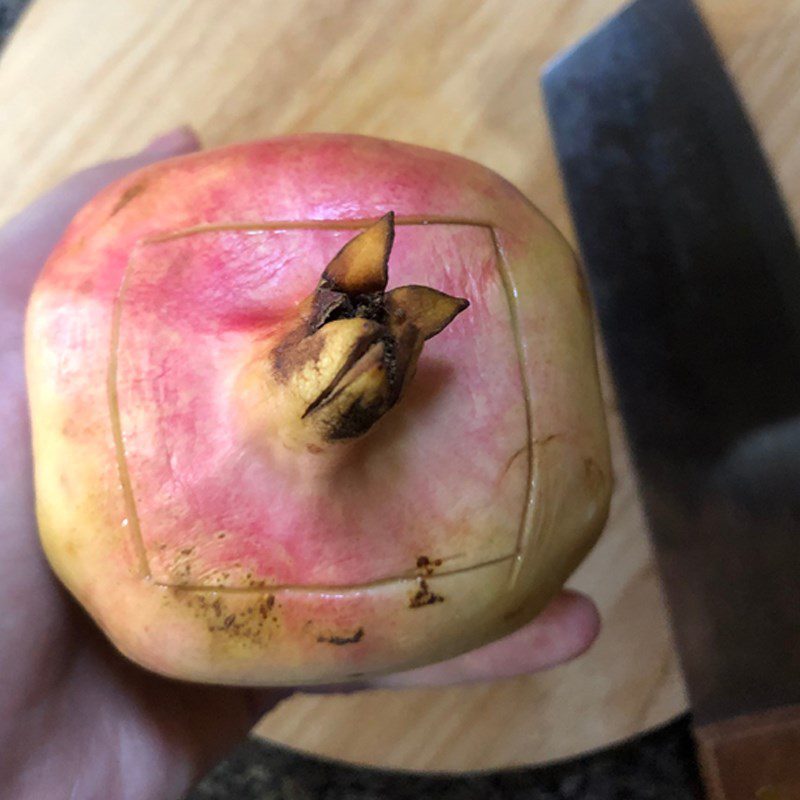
<box><xmin>0</xmin><ymin>128</ymin><xmax>600</xmax><ymax>800</ymax></box>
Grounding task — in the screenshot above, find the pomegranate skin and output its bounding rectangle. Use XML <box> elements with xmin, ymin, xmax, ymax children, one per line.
<box><xmin>26</xmin><ymin>134</ymin><xmax>611</xmax><ymax>685</ymax></box>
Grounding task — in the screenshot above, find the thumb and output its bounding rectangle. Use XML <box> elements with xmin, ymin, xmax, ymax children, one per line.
<box><xmin>0</xmin><ymin>126</ymin><xmax>201</xmax><ymax>299</ymax></box>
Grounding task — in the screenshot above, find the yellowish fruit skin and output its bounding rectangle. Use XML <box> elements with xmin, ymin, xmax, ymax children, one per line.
<box><xmin>26</xmin><ymin>135</ymin><xmax>611</xmax><ymax>685</ymax></box>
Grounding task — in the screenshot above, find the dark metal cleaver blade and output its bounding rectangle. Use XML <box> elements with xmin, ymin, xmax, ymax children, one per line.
<box><xmin>543</xmin><ymin>0</ymin><xmax>800</xmax><ymax>796</ymax></box>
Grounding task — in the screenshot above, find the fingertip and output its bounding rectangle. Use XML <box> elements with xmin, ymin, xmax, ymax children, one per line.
<box><xmin>141</xmin><ymin>125</ymin><xmax>202</xmax><ymax>157</ymax></box>
<box><xmin>369</xmin><ymin>590</ymin><xmax>601</xmax><ymax>690</ymax></box>
<box><xmin>549</xmin><ymin>589</ymin><xmax>601</xmax><ymax>663</ymax></box>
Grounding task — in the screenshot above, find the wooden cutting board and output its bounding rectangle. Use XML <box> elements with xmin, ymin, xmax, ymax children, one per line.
<box><xmin>2</xmin><ymin>0</ymin><xmax>798</xmax><ymax>772</ymax></box>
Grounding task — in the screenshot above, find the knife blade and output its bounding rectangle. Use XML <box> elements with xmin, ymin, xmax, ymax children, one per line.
<box><xmin>542</xmin><ymin>1</ymin><xmax>800</xmax><ymax>798</ymax></box>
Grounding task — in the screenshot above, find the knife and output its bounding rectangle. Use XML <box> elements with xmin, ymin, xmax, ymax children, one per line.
<box><xmin>542</xmin><ymin>1</ymin><xmax>800</xmax><ymax>798</ymax></box>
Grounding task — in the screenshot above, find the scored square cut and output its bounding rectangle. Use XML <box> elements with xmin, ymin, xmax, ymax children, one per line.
<box><xmin>113</xmin><ymin>222</ymin><xmax>530</xmax><ymax>589</ymax></box>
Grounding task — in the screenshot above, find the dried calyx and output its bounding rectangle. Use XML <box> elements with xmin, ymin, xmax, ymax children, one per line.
<box><xmin>272</xmin><ymin>212</ymin><xmax>469</xmax><ymax>448</ymax></box>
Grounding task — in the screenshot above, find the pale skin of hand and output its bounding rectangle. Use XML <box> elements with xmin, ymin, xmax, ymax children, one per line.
<box><xmin>0</xmin><ymin>128</ymin><xmax>600</xmax><ymax>800</ymax></box>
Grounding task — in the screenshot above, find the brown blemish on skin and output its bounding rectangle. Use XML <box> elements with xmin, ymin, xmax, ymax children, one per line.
<box><xmin>415</xmin><ymin>555</ymin><xmax>443</xmax><ymax>577</ymax></box>
<box><xmin>259</xmin><ymin>595</ymin><xmax>275</xmax><ymax>618</ymax></box>
<box><xmin>110</xmin><ymin>182</ymin><xmax>147</xmax><ymax>217</ymax></box>
<box><xmin>316</xmin><ymin>627</ymin><xmax>365</xmax><ymax>645</ymax></box>
<box><xmin>409</xmin><ymin>577</ymin><xmax>444</xmax><ymax>608</ymax></box>
<box><xmin>169</xmin><ymin>588</ymin><xmax>280</xmax><ymax>643</ymax></box>
<box><xmin>583</xmin><ymin>457</ymin><xmax>606</xmax><ymax>494</ymax></box>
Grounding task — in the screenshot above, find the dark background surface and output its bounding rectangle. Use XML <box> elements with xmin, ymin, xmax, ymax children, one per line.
<box><xmin>185</xmin><ymin>718</ymin><xmax>701</xmax><ymax>800</ymax></box>
<box><xmin>2</xmin><ymin>2</ymin><xmax>701</xmax><ymax>797</ymax></box>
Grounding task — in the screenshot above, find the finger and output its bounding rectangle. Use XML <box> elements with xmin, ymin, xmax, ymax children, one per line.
<box><xmin>0</xmin><ymin>125</ymin><xmax>201</xmax><ymax>299</ymax></box>
<box><xmin>370</xmin><ymin>589</ymin><xmax>600</xmax><ymax>689</ymax></box>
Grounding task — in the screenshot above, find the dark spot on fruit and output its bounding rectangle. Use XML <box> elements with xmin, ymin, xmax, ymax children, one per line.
<box><xmin>180</xmin><ymin>547</ymin><xmax>194</xmax><ymax>556</ymax></box>
<box><xmin>223</xmin><ymin>615</ymin><xmax>235</xmax><ymax>629</ymax></box>
<box><xmin>583</xmin><ymin>457</ymin><xmax>606</xmax><ymax>494</ymax></box>
<box><xmin>415</xmin><ymin>555</ymin><xmax>443</xmax><ymax>576</ymax></box>
<box><xmin>409</xmin><ymin>578</ymin><xmax>444</xmax><ymax>608</ymax></box>
<box><xmin>317</xmin><ymin>627</ymin><xmax>365</xmax><ymax>645</ymax></box>
<box><xmin>212</xmin><ymin>599</ymin><xmax>222</xmax><ymax>617</ymax></box>
<box><xmin>307</xmin><ymin>443</ymin><xmax>323</xmax><ymax>454</ymax></box>
<box><xmin>110</xmin><ymin>182</ymin><xmax>147</xmax><ymax>217</ymax></box>
<box><xmin>216</xmin><ymin>532</ymin><xmax>226</xmax><ymax>539</ymax></box>
<box><xmin>347</xmin><ymin>672</ymin><xmax>366</xmax><ymax>679</ymax></box>
<box><xmin>258</xmin><ymin>595</ymin><xmax>275</xmax><ymax>618</ymax></box>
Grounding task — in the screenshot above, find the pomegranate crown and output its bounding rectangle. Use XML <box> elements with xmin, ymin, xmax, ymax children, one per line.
<box><xmin>270</xmin><ymin>212</ymin><xmax>469</xmax><ymax>447</ymax></box>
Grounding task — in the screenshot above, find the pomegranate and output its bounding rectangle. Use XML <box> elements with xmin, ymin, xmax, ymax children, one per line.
<box><xmin>26</xmin><ymin>134</ymin><xmax>611</xmax><ymax>685</ymax></box>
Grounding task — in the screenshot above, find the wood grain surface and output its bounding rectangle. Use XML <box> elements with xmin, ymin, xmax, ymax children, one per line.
<box><xmin>2</xmin><ymin>0</ymin><xmax>797</xmax><ymax>772</ymax></box>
